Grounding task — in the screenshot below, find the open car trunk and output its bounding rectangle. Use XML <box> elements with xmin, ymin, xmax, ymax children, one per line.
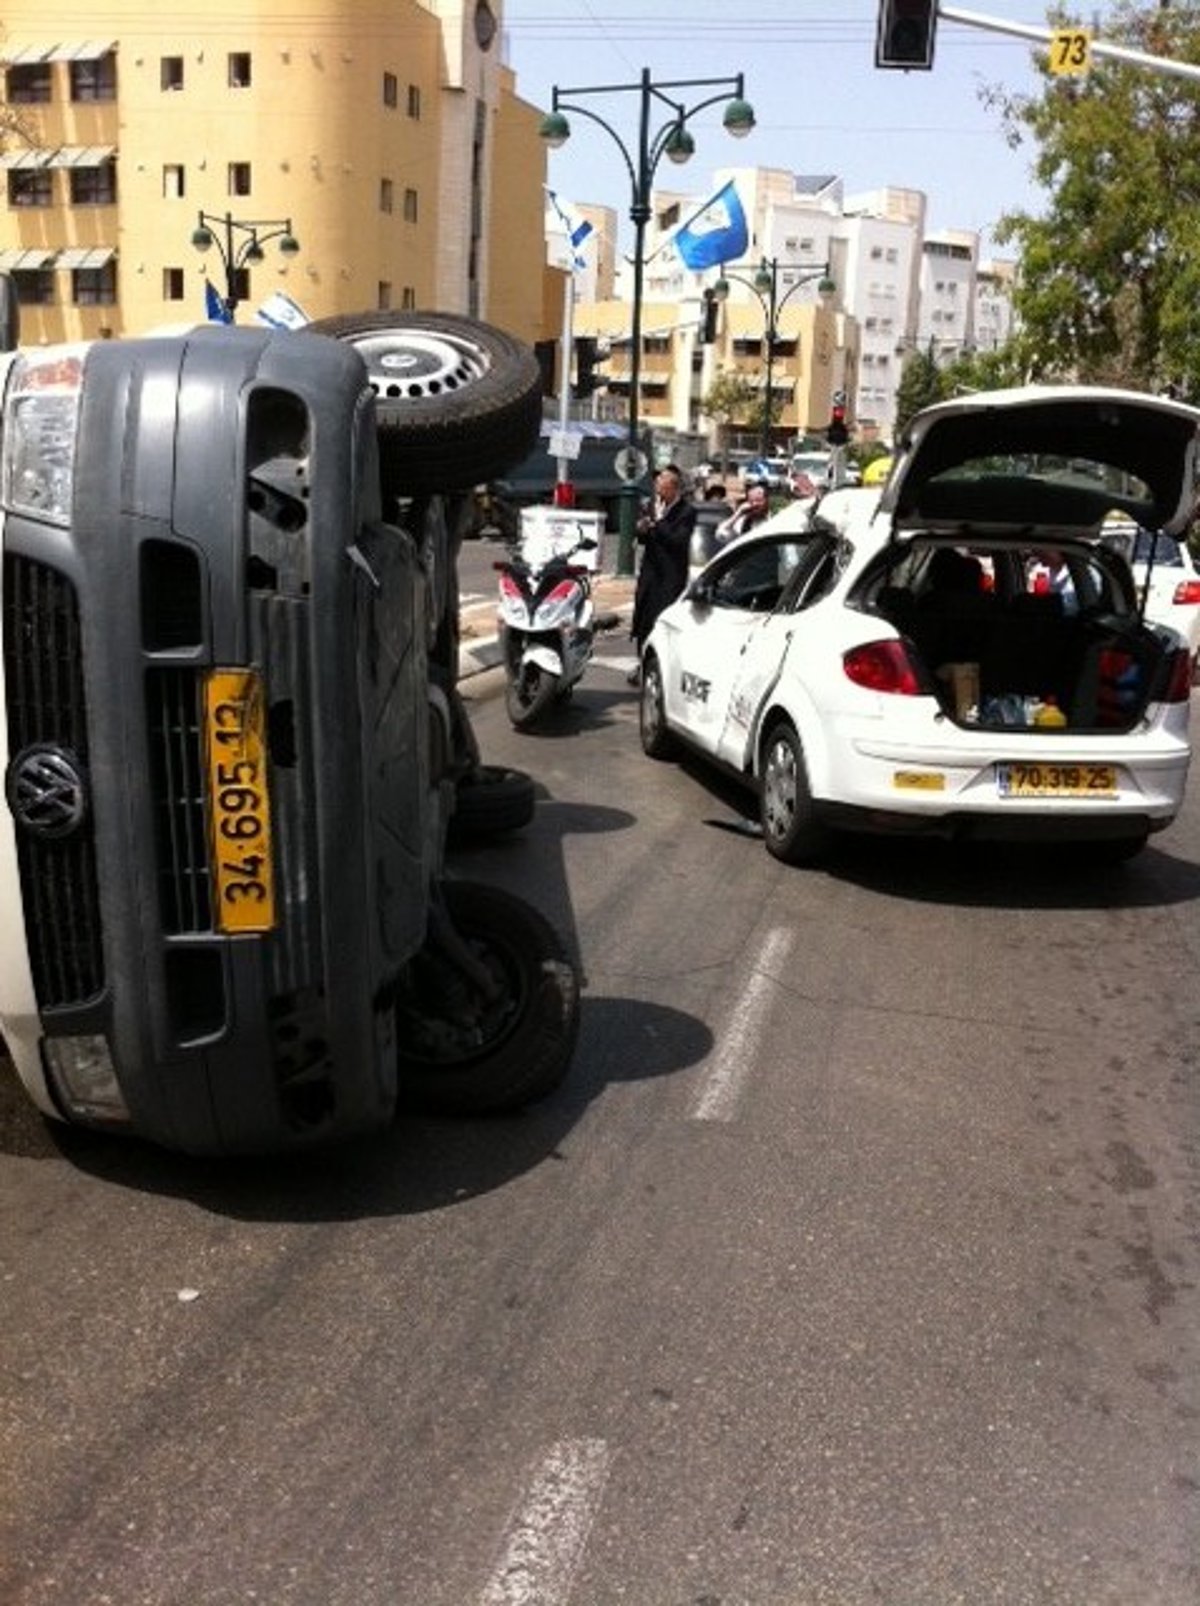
<box><xmin>866</xmin><ymin>538</ymin><xmax>1176</xmax><ymax>731</ymax></box>
<box><xmin>865</xmin><ymin>385</ymin><xmax>1200</xmax><ymax>730</ymax></box>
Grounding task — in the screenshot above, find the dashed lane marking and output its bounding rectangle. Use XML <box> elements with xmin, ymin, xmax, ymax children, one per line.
<box><xmin>479</xmin><ymin>1438</ymin><xmax>612</xmax><ymax>1606</ymax></box>
<box><xmin>691</xmin><ymin>927</ymin><xmax>795</xmax><ymax>1122</ymax></box>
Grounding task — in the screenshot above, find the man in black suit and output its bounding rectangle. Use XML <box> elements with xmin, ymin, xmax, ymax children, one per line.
<box><xmin>628</xmin><ymin>464</ymin><xmax>696</xmax><ymax>685</ymax></box>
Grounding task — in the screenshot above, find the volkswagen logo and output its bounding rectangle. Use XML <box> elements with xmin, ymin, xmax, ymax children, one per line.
<box><xmin>5</xmin><ymin>743</ymin><xmax>88</xmax><ymax>840</ymax></box>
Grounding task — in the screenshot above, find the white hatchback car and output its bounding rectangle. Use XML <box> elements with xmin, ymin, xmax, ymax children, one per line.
<box><xmin>639</xmin><ymin>385</ymin><xmax>1199</xmax><ymax>865</ymax></box>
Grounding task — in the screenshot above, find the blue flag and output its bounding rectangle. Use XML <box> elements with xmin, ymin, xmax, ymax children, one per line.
<box><xmin>204</xmin><ymin>279</ymin><xmax>232</xmax><ymax>324</ymax></box>
<box><xmin>545</xmin><ymin>188</ymin><xmax>594</xmax><ymax>273</ymax></box>
<box><xmin>673</xmin><ymin>180</ymin><xmax>748</xmax><ymax>271</ymax></box>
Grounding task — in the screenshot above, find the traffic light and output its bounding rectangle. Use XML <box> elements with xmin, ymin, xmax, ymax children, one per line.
<box><xmin>875</xmin><ymin>0</ymin><xmax>937</xmax><ymax>70</ymax></box>
<box><xmin>534</xmin><ymin>338</ymin><xmax>557</xmax><ymax>397</ymax></box>
<box><xmin>701</xmin><ymin>288</ymin><xmax>720</xmax><ymax>344</ymax></box>
<box><xmin>575</xmin><ymin>336</ymin><xmax>602</xmax><ymax>398</ymax></box>
<box><xmin>826</xmin><ymin>394</ymin><xmax>850</xmax><ymax>447</ymax></box>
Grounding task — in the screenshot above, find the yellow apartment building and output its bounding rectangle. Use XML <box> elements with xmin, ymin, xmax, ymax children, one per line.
<box><xmin>574</xmin><ymin>293</ymin><xmax>853</xmax><ymax>447</ymax></box>
<box><xmin>0</xmin><ymin>0</ymin><xmax>550</xmax><ymax>346</ymax></box>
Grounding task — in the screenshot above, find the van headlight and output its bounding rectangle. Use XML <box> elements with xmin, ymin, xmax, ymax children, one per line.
<box><xmin>2</xmin><ymin>349</ymin><xmax>85</xmax><ymax>527</ymax></box>
<box><xmin>43</xmin><ymin>1034</ymin><xmax>130</xmax><ymax>1125</ymax></box>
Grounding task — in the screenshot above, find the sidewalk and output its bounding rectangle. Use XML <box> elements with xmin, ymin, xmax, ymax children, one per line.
<box><xmin>457</xmin><ymin>570</ymin><xmax>636</xmax><ymax>680</ymax></box>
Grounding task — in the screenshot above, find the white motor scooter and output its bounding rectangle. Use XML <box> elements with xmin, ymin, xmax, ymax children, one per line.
<box><xmin>494</xmin><ymin>514</ymin><xmax>620</xmax><ymax>729</ymax></box>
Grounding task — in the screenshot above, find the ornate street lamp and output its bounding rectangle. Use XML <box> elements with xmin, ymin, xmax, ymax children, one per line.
<box><xmin>712</xmin><ymin>258</ymin><xmax>836</xmax><ymax>459</ymax></box>
<box><xmin>191</xmin><ymin>210</ymin><xmax>300</xmax><ymax>321</ymax></box>
<box><xmin>540</xmin><ymin>70</ymin><xmax>755</xmax><ymax>575</ymax></box>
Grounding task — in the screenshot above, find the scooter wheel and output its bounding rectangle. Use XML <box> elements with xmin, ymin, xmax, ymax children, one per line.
<box><xmin>505</xmin><ymin>664</ymin><xmax>561</xmax><ymax>728</ymax></box>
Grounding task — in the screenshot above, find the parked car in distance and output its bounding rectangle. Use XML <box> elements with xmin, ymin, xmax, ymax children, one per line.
<box><xmin>743</xmin><ymin>455</ymin><xmax>791</xmax><ymax>493</ymax></box>
<box><xmin>1101</xmin><ymin>518</ymin><xmax>1200</xmax><ymax>662</ymax></box>
<box><xmin>639</xmin><ymin>384</ymin><xmax>1199</xmax><ymax>867</ymax></box>
<box><xmin>789</xmin><ymin>450</ymin><xmax>832</xmax><ymax>496</ymax></box>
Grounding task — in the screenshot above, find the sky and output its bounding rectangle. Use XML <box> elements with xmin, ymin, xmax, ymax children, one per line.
<box><xmin>499</xmin><ymin>0</ymin><xmax>1059</xmax><ymax>259</ymax></box>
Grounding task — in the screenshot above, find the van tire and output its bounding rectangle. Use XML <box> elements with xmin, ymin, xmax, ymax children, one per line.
<box><xmin>395</xmin><ymin>881</ymin><xmax>579</xmax><ymax>1115</ymax></box>
<box><xmin>304</xmin><ymin>311</ymin><xmax>543</xmax><ymax>497</ymax></box>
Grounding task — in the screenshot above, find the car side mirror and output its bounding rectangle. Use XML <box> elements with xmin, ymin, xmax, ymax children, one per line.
<box><xmin>686</xmin><ymin>577</ymin><xmax>713</xmax><ymax>607</ymax></box>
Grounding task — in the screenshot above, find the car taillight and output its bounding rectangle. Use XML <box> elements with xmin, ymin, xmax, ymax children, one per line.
<box><xmin>1172</xmin><ymin>578</ymin><xmax>1200</xmax><ymax>606</ymax></box>
<box><xmin>1164</xmin><ymin>647</ymin><xmax>1192</xmax><ymax>703</ymax></box>
<box><xmin>843</xmin><ymin>639</ymin><xmax>921</xmax><ymax>695</ymax></box>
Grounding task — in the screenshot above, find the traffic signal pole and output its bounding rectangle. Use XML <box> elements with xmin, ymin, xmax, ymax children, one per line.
<box><xmin>894</xmin><ymin>3</ymin><xmax>1200</xmax><ymax>87</ymax></box>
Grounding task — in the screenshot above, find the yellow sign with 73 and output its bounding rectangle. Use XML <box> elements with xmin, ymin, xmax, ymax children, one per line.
<box><xmin>1049</xmin><ymin>28</ymin><xmax>1092</xmax><ymax>76</ymax></box>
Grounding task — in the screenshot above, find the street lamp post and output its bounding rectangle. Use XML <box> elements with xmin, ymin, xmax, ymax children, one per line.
<box><xmin>540</xmin><ymin>71</ymin><xmax>755</xmax><ymax>576</ymax></box>
<box><xmin>712</xmin><ymin>258</ymin><xmax>835</xmax><ymax>460</ymax></box>
<box><xmin>190</xmin><ymin>210</ymin><xmax>301</xmax><ymax>322</ymax></box>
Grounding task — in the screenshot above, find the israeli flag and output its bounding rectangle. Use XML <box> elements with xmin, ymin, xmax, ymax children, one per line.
<box><xmin>204</xmin><ymin>279</ymin><xmax>232</xmax><ymax>324</ymax></box>
<box><xmin>545</xmin><ymin>188</ymin><xmax>594</xmax><ymax>273</ymax></box>
<box><xmin>255</xmin><ymin>290</ymin><xmax>310</xmax><ymax>331</ymax></box>
<box><xmin>673</xmin><ymin>180</ymin><xmax>748</xmax><ymax>272</ymax></box>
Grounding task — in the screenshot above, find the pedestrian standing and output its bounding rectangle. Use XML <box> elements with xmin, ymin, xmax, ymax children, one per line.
<box><xmin>715</xmin><ymin>480</ymin><xmax>771</xmax><ymax>545</ymax></box>
<box><xmin>629</xmin><ymin>464</ymin><xmax>696</xmax><ymax>685</ymax></box>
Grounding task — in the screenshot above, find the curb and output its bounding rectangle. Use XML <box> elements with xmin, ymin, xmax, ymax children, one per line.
<box><xmin>458</xmin><ymin>575</ymin><xmax>635</xmax><ymax>681</ymax></box>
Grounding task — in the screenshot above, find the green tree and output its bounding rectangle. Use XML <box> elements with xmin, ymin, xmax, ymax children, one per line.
<box><xmin>986</xmin><ymin>3</ymin><xmax>1200</xmax><ymax>393</ymax></box>
<box><xmin>893</xmin><ymin>345</ymin><xmax>945</xmax><ymax>439</ymax></box>
<box><xmin>701</xmin><ymin>368</ymin><xmax>758</xmax><ymax>467</ymax></box>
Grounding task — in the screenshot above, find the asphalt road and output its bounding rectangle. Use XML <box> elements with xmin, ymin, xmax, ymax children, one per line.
<box><xmin>3</xmin><ymin>639</ymin><xmax>1198</xmax><ymax>1606</ymax></box>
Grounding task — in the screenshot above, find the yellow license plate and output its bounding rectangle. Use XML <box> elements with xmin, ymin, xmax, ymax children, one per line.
<box><xmin>203</xmin><ymin>669</ymin><xmax>276</xmax><ymax>933</ymax></box>
<box><xmin>997</xmin><ymin>762</ymin><xmax>1117</xmax><ymax>798</ymax></box>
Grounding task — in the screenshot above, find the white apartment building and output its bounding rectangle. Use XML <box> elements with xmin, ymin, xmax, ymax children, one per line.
<box><xmin>554</xmin><ymin>167</ymin><xmax>1017</xmax><ymax>445</ymax></box>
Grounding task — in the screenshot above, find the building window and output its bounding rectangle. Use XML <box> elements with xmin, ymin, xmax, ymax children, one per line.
<box><xmin>403</xmin><ymin>187</ymin><xmax>418</xmax><ymax>223</ymax></box>
<box><xmin>643</xmin><ymin>335</ymin><xmax>671</xmax><ymax>355</ymax></box>
<box><xmin>163</xmin><ymin>267</ymin><xmax>185</xmax><ymax>300</ymax></box>
<box><xmin>73</xmin><ymin>262</ymin><xmax>117</xmax><ymax>305</ymax></box>
<box><xmin>228</xmin><ymin>52</ymin><xmax>251</xmax><ymax>89</ymax></box>
<box><xmin>13</xmin><ymin>269</ymin><xmax>55</xmax><ymax>306</ymax></box>
<box><xmin>401</xmin><ymin>285</ymin><xmax>416</xmax><ymax>310</ymax></box>
<box><xmin>8</xmin><ymin>170</ymin><xmax>52</xmax><ymax>208</ymax></box>
<box><xmin>161</xmin><ymin>56</ymin><xmax>184</xmax><ymax>91</ymax></box>
<box><xmin>7</xmin><ymin>64</ymin><xmax>51</xmax><ymax>104</ymax></box>
<box><xmin>228</xmin><ymin>162</ymin><xmax>251</xmax><ymax>197</ymax></box>
<box><xmin>657</xmin><ymin>202</ymin><xmax>680</xmax><ymax>230</ymax></box>
<box><xmin>380</xmin><ymin>178</ymin><xmax>393</xmax><ymax>214</ymax></box>
<box><xmin>70</xmin><ymin>163</ymin><xmax>117</xmax><ymax>205</ymax></box>
<box><xmin>163</xmin><ymin>165</ymin><xmax>185</xmax><ymax>199</ymax></box>
<box><xmin>407</xmin><ymin>84</ymin><xmax>421</xmax><ymax>118</ymax></box>
<box><xmin>378</xmin><ymin>281</ymin><xmax>392</xmax><ymax>310</ymax></box>
<box><xmin>70</xmin><ymin>54</ymin><xmax>116</xmax><ymax>102</ymax></box>
<box><xmin>383</xmin><ymin>72</ymin><xmax>397</xmax><ymax>108</ymax></box>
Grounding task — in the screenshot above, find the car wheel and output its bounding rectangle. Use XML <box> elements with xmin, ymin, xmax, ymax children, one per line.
<box><xmin>759</xmin><ymin>720</ymin><xmax>826</xmax><ymax>864</ymax></box>
<box><xmin>395</xmin><ymin>880</ymin><xmax>579</xmax><ymax>1115</ymax></box>
<box><xmin>303</xmin><ymin>311</ymin><xmax>543</xmax><ymax>497</ymax></box>
<box><xmin>448</xmin><ymin>764</ymin><xmax>536</xmax><ymax>844</ymax></box>
<box><xmin>505</xmin><ymin>664</ymin><xmax>560</xmax><ymax>728</ymax></box>
<box><xmin>639</xmin><ymin>652</ymin><xmax>676</xmax><ymax>759</ymax></box>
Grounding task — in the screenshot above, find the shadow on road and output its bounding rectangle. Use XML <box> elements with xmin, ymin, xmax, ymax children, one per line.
<box><xmin>4</xmin><ymin>793</ymin><xmax>716</xmax><ymax>1215</ymax></box>
<box><xmin>661</xmin><ymin>746</ymin><xmax>1200</xmax><ymax>914</ymax></box>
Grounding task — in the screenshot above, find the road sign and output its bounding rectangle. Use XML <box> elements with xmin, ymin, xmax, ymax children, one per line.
<box><xmin>1050</xmin><ymin>27</ymin><xmax>1092</xmax><ymax>76</ymax></box>
<box><xmin>614</xmin><ymin>445</ymin><xmax>649</xmax><ymax>483</ymax></box>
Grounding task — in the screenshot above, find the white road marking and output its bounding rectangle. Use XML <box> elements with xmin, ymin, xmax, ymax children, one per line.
<box><xmin>692</xmin><ymin>926</ymin><xmax>794</xmax><ymax>1122</ymax></box>
<box><xmin>480</xmin><ymin>1439</ymin><xmax>612</xmax><ymax>1606</ymax></box>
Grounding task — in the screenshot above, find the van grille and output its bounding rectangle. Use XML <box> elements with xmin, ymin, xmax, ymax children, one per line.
<box><xmin>145</xmin><ymin>667</ymin><xmax>212</xmax><ymax>932</ymax></box>
<box><xmin>2</xmin><ymin>555</ymin><xmax>104</xmax><ymax>1006</ymax></box>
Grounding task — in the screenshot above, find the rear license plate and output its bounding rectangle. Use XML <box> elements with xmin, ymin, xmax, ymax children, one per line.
<box><xmin>996</xmin><ymin>762</ymin><xmax>1117</xmax><ymax>798</ymax></box>
<box><xmin>203</xmin><ymin>669</ymin><xmax>276</xmax><ymax>933</ymax></box>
